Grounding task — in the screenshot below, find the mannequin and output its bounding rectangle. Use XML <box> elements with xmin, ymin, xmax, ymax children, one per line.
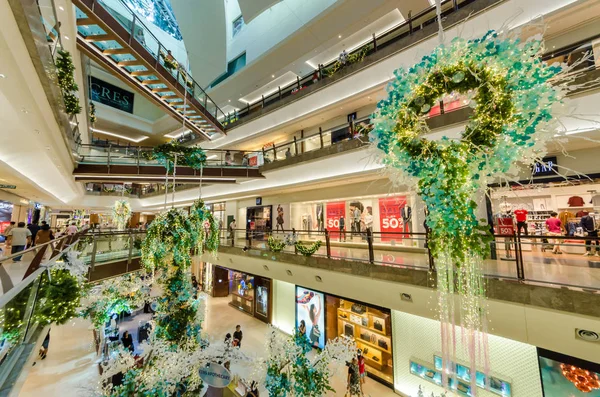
<box><xmin>581</xmin><ymin>212</ymin><xmax>599</xmax><ymax>256</ymax></box>
<box><xmin>401</xmin><ymin>205</ymin><xmax>412</xmax><ymax>234</ymax></box>
<box><xmin>513</xmin><ymin>206</ymin><xmax>528</xmax><ymax>235</ymax></box>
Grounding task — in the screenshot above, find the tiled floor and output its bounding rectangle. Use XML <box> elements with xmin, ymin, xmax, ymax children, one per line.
<box><xmin>18</xmin><ymin>295</ymin><xmax>401</xmax><ymax>397</ymax></box>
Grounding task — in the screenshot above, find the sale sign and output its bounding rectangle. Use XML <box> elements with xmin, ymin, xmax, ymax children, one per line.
<box><xmin>379</xmin><ymin>196</ymin><xmax>407</xmax><ymax>242</ymax></box>
<box><xmin>326</xmin><ymin>202</ymin><xmax>346</xmax><ymax>238</ymax></box>
<box><xmin>496</xmin><ymin>217</ymin><xmax>514</xmax><ymax>236</ymax></box>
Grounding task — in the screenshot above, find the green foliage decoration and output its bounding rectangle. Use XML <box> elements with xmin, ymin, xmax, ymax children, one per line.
<box><xmin>268</xmin><ymin>236</ymin><xmax>286</xmax><ymax>252</ymax></box>
<box><xmin>35</xmin><ymin>269</ymin><xmax>82</xmax><ymax>326</ymax></box>
<box><xmin>142</xmin><ymin>141</ymin><xmax>207</xmax><ymax>172</ymax></box>
<box><xmin>55</xmin><ymin>50</ymin><xmax>81</xmax><ymax>115</ymax></box>
<box><xmin>295</xmin><ymin>240</ymin><xmax>322</xmax><ymax>256</ymax></box>
<box><xmin>89</xmin><ymin>101</ymin><xmax>97</xmax><ymax>124</ymax></box>
<box><xmin>326</xmin><ymin>46</ymin><xmax>369</xmax><ymax>77</ymax></box>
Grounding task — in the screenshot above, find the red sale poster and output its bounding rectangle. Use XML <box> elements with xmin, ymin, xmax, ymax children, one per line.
<box><xmin>326</xmin><ymin>201</ymin><xmax>346</xmax><ymax>239</ymax></box>
<box><xmin>379</xmin><ymin>196</ymin><xmax>407</xmax><ymax>242</ymax></box>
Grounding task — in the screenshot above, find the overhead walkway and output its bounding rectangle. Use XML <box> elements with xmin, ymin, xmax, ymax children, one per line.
<box><xmin>73</xmin><ymin>144</ymin><xmax>264</xmax><ymax>184</ymax></box>
<box><xmin>72</xmin><ymin>0</ymin><xmax>225</xmax><ymax>140</ymax></box>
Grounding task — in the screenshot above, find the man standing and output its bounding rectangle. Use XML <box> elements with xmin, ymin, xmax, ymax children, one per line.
<box><xmin>229</xmin><ymin>218</ymin><xmax>237</xmax><ymax>245</ymax></box>
<box><xmin>233</xmin><ymin>325</ymin><xmax>243</xmax><ymax>348</ymax></box>
<box><xmin>7</xmin><ymin>222</ymin><xmax>32</xmax><ymax>262</ymax></box>
<box><xmin>353</xmin><ymin>206</ymin><xmax>362</xmax><ymax>237</ymax></box>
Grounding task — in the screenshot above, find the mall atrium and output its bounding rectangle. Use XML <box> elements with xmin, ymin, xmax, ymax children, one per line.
<box><xmin>1</xmin><ymin>0</ymin><xmax>600</xmax><ymax>396</ymax></box>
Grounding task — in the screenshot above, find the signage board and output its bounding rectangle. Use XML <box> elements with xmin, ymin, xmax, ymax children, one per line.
<box><xmin>326</xmin><ymin>201</ymin><xmax>346</xmax><ymax>239</ymax></box>
<box><xmin>199</xmin><ymin>362</ymin><xmax>232</xmax><ymax>388</ymax></box>
<box><xmin>532</xmin><ymin>156</ymin><xmax>557</xmax><ymax>177</ymax></box>
<box><xmin>91</xmin><ymin>77</ymin><xmax>135</xmax><ymax>113</ymax></box>
<box><xmin>0</xmin><ymin>184</ymin><xmax>16</xmax><ymax>189</ymax></box>
<box><xmin>496</xmin><ymin>217</ymin><xmax>514</xmax><ymax>236</ymax></box>
<box><xmin>256</xmin><ymin>197</ymin><xmax>262</xmax><ymax>205</ymax></box>
<box><xmin>379</xmin><ymin>196</ymin><xmax>407</xmax><ymax>242</ymax></box>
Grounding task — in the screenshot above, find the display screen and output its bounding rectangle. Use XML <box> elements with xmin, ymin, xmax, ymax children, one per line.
<box><xmin>433</xmin><ymin>355</ymin><xmax>511</xmax><ymax>396</ymax></box>
<box><xmin>295</xmin><ymin>286</ymin><xmax>325</xmax><ymax>349</ymax></box>
<box><xmin>538</xmin><ymin>349</ymin><xmax>600</xmax><ymax>396</ymax></box>
<box><xmin>256</xmin><ymin>285</ymin><xmax>268</xmax><ymax>317</ymax></box>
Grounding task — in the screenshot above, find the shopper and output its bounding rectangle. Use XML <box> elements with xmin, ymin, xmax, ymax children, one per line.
<box><xmin>39</xmin><ymin>330</ymin><xmax>50</xmax><ymax>360</ymax></box>
<box><xmin>229</xmin><ymin>218</ymin><xmax>237</xmax><ymax>245</ymax></box>
<box><xmin>357</xmin><ymin>349</ymin><xmax>366</xmax><ymax>384</ymax></box>
<box><xmin>312</xmin><ymin>70</ymin><xmax>319</xmax><ymax>84</ymax></box>
<box><xmin>7</xmin><ymin>222</ymin><xmax>31</xmax><ymax>262</ymax></box>
<box><xmin>122</xmin><ymin>330</ymin><xmax>134</xmax><ymax>353</ymax></box>
<box><xmin>66</xmin><ymin>222</ymin><xmax>78</xmax><ymax>235</ymax></box>
<box><xmin>339</xmin><ymin>49</ymin><xmax>348</xmax><ymax>66</ymax></box>
<box><xmin>225</xmin><ymin>151</ymin><xmax>232</xmax><ymax>165</ymax></box>
<box><xmin>2</xmin><ymin>221</ymin><xmax>15</xmax><ymax>250</ymax></box>
<box><xmin>545</xmin><ymin>212</ymin><xmax>564</xmax><ymax>254</ymax></box>
<box><xmin>581</xmin><ymin>213</ymin><xmax>599</xmax><ymax>256</ymax></box>
<box><xmin>353</xmin><ymin>206</ymin><xmax>362</xmax><ymax>237</ymax></box>
<box><xmin>246</xmin><ymin>381</ymin><xmax>259</xmax><ymax>397</ymax></box>
<box><xmin>27</xmin><ymin>221</ymin><xmax>40</xmax><ymax>246</ymax></box>
<box><xmin>285</xmin><ymin>148</ymin><xmax>292</xmax><ymax>159</ymax></box>
<box><xmin>35</xmin><ymin>224</ymin><xmax>54</xmax><ymax>245</ymax></box>
<box><xmin>224</xmin><ymin>333</ymin><xmax>232</xmax><ymax>345</ymax></box>
<box><xmin>276</xmin><ymin>205</ymin><xmax>284</xmax><ymax>233</ymax></box>
<box><xmin>233</xmin><ymin>325</ymin><xmax>243</xmax><ymax>348</ymax></box>
<box><xmin>347</xmin><ymin>357</ymin><xmax>363</xmax><ymax>396</ymax></box>
<box><xmin>339</xmin><ymin>216</ymin><xmax>346</xmax><ymax>242</ymax></box>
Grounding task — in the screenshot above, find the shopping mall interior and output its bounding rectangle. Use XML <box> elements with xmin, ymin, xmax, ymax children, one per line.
<box><xmin>2</xmin><ymin>0</ymin><xmax>600</xmax><ymax>396</ymax></box>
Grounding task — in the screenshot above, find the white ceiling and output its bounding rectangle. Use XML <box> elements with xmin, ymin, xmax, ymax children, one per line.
<box><xmin>0</xmin><ymin>1</ymin><xmax>82</xmax><ymax>206</ymax></box>
<box><xmin>237</xmin><ymin>0</ymin><xmax>282</xmax><ymax>23</ymax></box>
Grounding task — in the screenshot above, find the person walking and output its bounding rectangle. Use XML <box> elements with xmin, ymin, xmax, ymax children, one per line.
<box><xmin>233</xmin><ymin>325</ymin><xmax>243</xmax><ymax>348</ymax></box>
<box><xmin>27</xmin><ymin>222</ymin><xmax>40</xmax><ymax>246</ymax></box>
<box><xmin>347</xmin><ymin>357</ymin><xmax>363</xmax><ymax>396</ymax></box>
<box><xmin>39</xmin><ymin>330</ymin><xmax>50</xmax><ymax>360</ymax></box>
<box><xmin>122</xmin><ymin>330</ymin><xmax>134</xmax><ymax>353</ymax></box>
<box><xmin>545</xmin><ymin>212</ymin><xmax>564</xmax><ymax>254</ymax></box>
<box><xmin>2</xmin><ymin>221</ymin><xmax>15</xmax><ymax>251</ymax></box>
<box><xmin>7</xmin><ymin>222</ymin><xmax>31</xmax><ymax>262</ymax></box>
<box><xmin>66</xmin><ymin>222</ymin><xmax>78</xmax><ymax>235</ymax></box>
<box><xmin>229</xmin><ymin>218</ymin><xmax>237</xmax><ymax>245</ymax></box>
<box><xmin>339</xmin><ymin>216</ymin><xmax>346</xmax><ymax>242</ymax></box>
<box><xmin>357</xmin><ymin>349</ymin><xmax>366</xmax><ymax>385</ymax></box>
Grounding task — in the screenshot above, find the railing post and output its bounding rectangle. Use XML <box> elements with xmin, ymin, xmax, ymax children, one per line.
<box><xmin>127</xmin><ymin>232</ymin><xmax>134</xmax><ymax>272</ymax></box>
<box><xmin>22</xmin><ymin>245</ymin><xmax>48</xmax><ymax>279</ymax></box>
<box><xmin>293</xmin><ymin>136</ymin><xmax>298</xmax><ymax>155</ymax></box>
<box><xmin>515</xmin><ymin>233</ymin><xmax>525</xmax><ymax>281</ymax></box>
<box><xmin>372</xmin><ymin>33</ymin><xmax>377</xmax><ymax>52</ymax></box>
<box><xmin>453</xmin><ymin>0</ymin><xmax>458</xmax><ymax>11</ymax></box>
<box><xmin>247</xmin><ymin>102</ymin><xmax>250</xmax><ymax>114</ymax></box>
<box><xmin>278</xmin><ymin>86</ymin><xmax>282</xmax><ymax>99</ymax></box>
<box><xmin>319</xmin><ymin>127</ymin><xmax>324</xmax><ymax>149</ymax></box>
<box><xmin>107</xmin><ymin>143</ymin><xmax>112</xmax><ymax>173</ymax></box>
<box><xmin>272</xmin><ymin>146</ymin><xmax>277</xmax><ymax>160</ymax></box>
<box><xmin>262</xmin><ymin>95</ymin><xmax>265</xmax><ymax>108</ymax></box>
<box><xmin>90</xmin><ymin>235</ymin><xmax>98</xmax><ymax>271</ymax></box>
<box><xmin>129</xmin><ymin>15</ymin><xmax>136</xmax><ymax>45</ymax></box>
<box><xmin>296</xmin><ymin>76</ymin><xmax>300</xmax><ymax>89</ymax></box>
<box><xmin>156</xmin><ymin>43</ymin><xmax>162</xmax><ymax>68</ymax></box>
<box><xmin>325</xmin><ymin>229</ymin><xmax>331</xmax><ymax>259</ymax></box>
<box><xmin>367</xmin><ymin>228</ymin><xmax>374</xmax><ymax>264</ymax></box>
<box><xmin>408</xmin><ymin>11</ymin><xmax>413</xmax><ymax>35</ymax></box>
<box><xmin>426</xmin><ymin>232</ymin><xmax>435</xmax><ymax>272</ymax></box>
<box><xmin>439</xmin><ymin>100</ymin><xmax>445</xmax><ymax>115</ymax></box>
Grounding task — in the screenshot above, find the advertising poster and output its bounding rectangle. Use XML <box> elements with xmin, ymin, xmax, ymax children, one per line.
<box><xmin>295</xmin><ymin>286</ymin><xmax>325</xmax><ymax>349</ymax></box>
<box><xmin>326</xmin><ymin>201</ymin><xmax>346</xmax><ymax>239</ymax></box>
<box><xmin>379</xmin><ymin>196</ymin><xmax>408</xmax><ymax>242</ymax></box>
<box><xmin>538</xmin><ymin>349</ymin><xmax>600</xmax><ymax>397</ymax></box>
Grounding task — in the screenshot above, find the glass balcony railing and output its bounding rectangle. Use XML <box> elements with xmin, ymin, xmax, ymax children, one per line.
<box><xmin>77</xmin><ymin>143</ymin><xmax>262</xmax><ymax>169</ymax></box>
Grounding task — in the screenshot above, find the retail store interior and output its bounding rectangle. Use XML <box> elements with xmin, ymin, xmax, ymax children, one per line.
<box><xmin>2</xmin><ymin>0</ymin><xmax>600</xmax><ymax>396</ymax></box>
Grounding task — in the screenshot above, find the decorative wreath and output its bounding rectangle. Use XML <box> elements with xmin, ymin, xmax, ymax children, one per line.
<box><xmin>143</xmin><ymin>141</ymin><xmax>207</xmax><ymax>172</ymax></box>
<box><xmin>268</xmin><ymin>236</ymin><xmax>287</xmax><ymax>252</ymax></box>
<box><xmin>371</xmin><ymin>30</ymin><xmax>564</xmax><ymax>259</ymax></box>
<box><xmin>295</xmin><ymin>240</ymin><xmax>322</xmax><ymax>257</ymax></box>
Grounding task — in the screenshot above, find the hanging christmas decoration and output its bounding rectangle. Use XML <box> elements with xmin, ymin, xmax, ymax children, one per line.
<box><xmin>112</xmin><ymin>199</ymin><xmax>132</xmax><ymax>230</ymax></box>
<box><xmin>142</xmin><ymin>141</ymin><xmax>207</xmax><ymax>172</ymax></box>
<box><xmin>370</xmin><ymin>30</ymin><xmax>567</xmax><ymax>391</ymax></box>
<box><xmin>55</xmin><ymin>50</ymin><xmax>81</xmax><ymax>115</ymax></box>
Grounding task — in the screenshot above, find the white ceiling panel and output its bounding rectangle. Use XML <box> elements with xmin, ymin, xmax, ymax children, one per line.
<box><xmin>238</xmin><ymin>0</ymin><xmax>282</xmax><ymax>23</ymax></box>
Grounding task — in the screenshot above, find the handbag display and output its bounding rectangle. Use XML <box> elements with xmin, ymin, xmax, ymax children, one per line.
<box><xmin>344</xmin><ymin>323</ymin><xmax>354</xmax><ymax>337</ymax></box>
<box><xmin>350</xmin><ymin>314</ymin><xmax>362</xmax><ymax>325</ymax></box>
<box><xmin>370</xmin><ymin>334</ymin><xmax>376</xmax><ymax>344</ymax></box>
<box><xmin>378</xmin><ymin>339</ymin><xmax>388</xmax><ymax>350</ymax></box>
<box><xmin>361</xmin><ymin>317</ymin><xmax>368</xmax><ymax>327</ymax></box>
<box><xmin>351</xmin><ymin>303</ymin><xmax>366</xmax><ymax>314</ymax></box>
<box><xmin>360</xmin><ymin>332</ymin><xmax>370</xmax><ymax>342</ymax></box>
<box><xmin>374</xmin><ymin>319</ymin><xmax>383</xmax><ymax>332</ymax></box>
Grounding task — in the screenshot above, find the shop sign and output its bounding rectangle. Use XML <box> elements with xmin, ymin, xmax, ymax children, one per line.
<box><xmin>248</xmin><ymin>152</ymin><xmax>263</xmax><ymax>167</ymax></box>
<box><xmin>326</xmin><ymin>201</ymin><xmax>345</xmax><ymax>238</ymax></box>
<box><xmin>256</xmin><ymin>197</ymin><xmax>262</xmax><ymax>205</ymax></box>
<box><xmin>91</xmin><ymin>77</ymin><xmax>135</xmax><ymax>113</ymax></box>
<box><xmin>378</xmin><ymin>196</ymin><xmax>407</xmax><ymax>242</ymax></box>
<box><xmin>198</xmin><ymin>362</ymin><xmax>231</xmax><ymax>388</ymax></box>
<box><xmin>532</xmin><ymin>156</ymin><xmax>557</xmax><ymax>177</ymax></box>
<box><xmin>496</xmin><ymin>217</ymin><xmax>514</xmax><ymax>236</ymax></box>
<box><xmin>0</xmin><ymin>184</ymin><xmax>16</xmax><ymax>189</ymax></box>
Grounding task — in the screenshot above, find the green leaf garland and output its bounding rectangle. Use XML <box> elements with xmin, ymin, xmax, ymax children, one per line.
<box><xmin>55</xmin><ymin>50</ymin><xmax>81</xmax><ymax>115</ymax></box>
<box><xmin>295</xmin><ymin>240</ymin><xmax>322</xmax><ymax>257</ymax></box>
<box><xmin>142</xmin><ymin>141</ymin><xmax>207</xmax><ymax>172</ymax></box>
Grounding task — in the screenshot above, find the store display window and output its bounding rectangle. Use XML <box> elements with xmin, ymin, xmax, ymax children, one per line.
<box><xmin>254</xmin><ymin>276</ymin><xmax>272</xmax><ymax>323</ymax></box>
<box><xmin>246</xmin><ymin>205</ymin><xmax>272</xmax><ymax>241</ymax></box>
<box><xmin>326</xmin><ymin>295</ymin><xmax>393</xmax><ymax>386</ymax></box>
<box><xmin>433</xmin><ymin>355</ymin><xmax>512</xmax><ymax>396</ymax></box>
<box><xmin>229</xmin><ymin>270</ymin><xmax>255</xmax><ymax>316</ymax></box>
<box><xmin>295</xmin><ymin>286</ymin><xmax>326</xmax><ymax>349</ymax></box>
<box><xmin>538</xmin><ymin>348</ymin><xmax>600</xmax><ymax>396</ymax></box>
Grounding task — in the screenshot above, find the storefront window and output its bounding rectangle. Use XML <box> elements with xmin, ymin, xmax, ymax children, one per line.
<box><xmin>538</xmin><ymin>348</ymin><xmax>600</xmax><ymax>396</ymax></box>
<box><xmin>246</xmin><ymin>205</ymin><xmax>272</xmax><ymax>240</ymax></box>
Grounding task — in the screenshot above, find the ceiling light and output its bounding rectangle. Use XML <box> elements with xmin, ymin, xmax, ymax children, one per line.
<box><xmin>0</xmin><ymin>74</ymin><xmax>5</xmax><ymax>78</ymax></box>
<box><xmin>91</xmin><ymin>128</ymin><xmax>149</xmax><ymax>143</ymax></box>
<box><xmin>271</xmin><ymin>74</ymin><xmax>275</xmax><ymax>78</ymax></box>
<box><xmin>368</xmin><ymin>96</ymin><xmax>371</xmax><ymax>99</ymax></box>
<box><xmin>59</xmin><ymin>6</ymin><xmax>64</xmax><ymax>10</ymax></box>
<box><xmin>164</xmin><ymin>129</ymin><xmax>191</xmax><ymax>139</ymax></box>
<box><xmin>21</xmin><ymin>108</ymin><xmax>29</xmax><ymax>114</ymax></box>
<box><xmin>228</xmin><ymin>99</ymin><xmax>231</xmax><ymax>102</ymax></box>
<box><xmin>338</xmin><ymin>35</ymin><xmax>342</xmax><ymax>38</ymax></box>
<box><xmin>64</xmin><ymin>36</ymin><xmax>70</xmax><ymax>40</ymax></box>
